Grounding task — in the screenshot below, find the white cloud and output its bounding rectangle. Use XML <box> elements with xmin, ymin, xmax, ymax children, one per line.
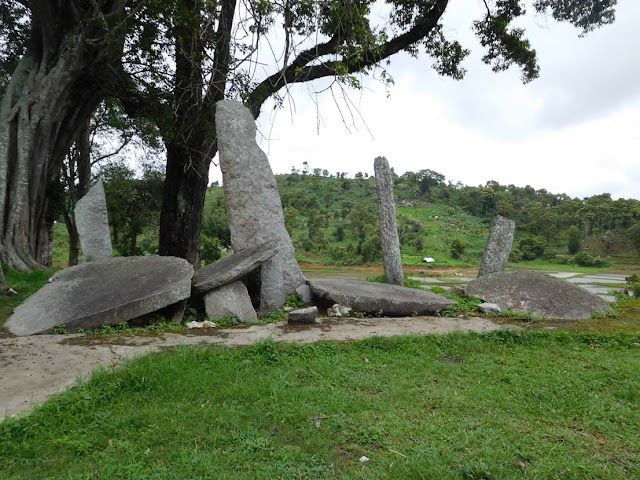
<box><xmin>211</xmin><ymin>1</ymin><xmax>640</xmax><ymax>201</ymax></box>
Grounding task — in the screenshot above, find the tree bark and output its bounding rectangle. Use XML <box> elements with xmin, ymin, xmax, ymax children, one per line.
<box><xmin>0</xmin><ymin>1</ymin><xmax>129</xmax><ymax>271</ymax></box>
<box><xmin>158</xmin><ymin>0</ymin><xmax>235</xmax><ymax>267</ymax></box>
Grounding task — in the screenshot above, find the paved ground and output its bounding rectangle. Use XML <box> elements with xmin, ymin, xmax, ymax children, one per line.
<box><xmin>0</xmin><ymin>316</ymin><xmax>514</xmax><ymax>421</ymax></box>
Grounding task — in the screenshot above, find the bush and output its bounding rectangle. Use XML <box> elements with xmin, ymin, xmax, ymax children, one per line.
<box><xmin>518</xmin><ymin>236</ymin><xmax>548</xmax><ymax>260</ymax></box>
<box><xmin>567</xmin><ymin>225</ymin><xmax>582</xmax><ymax>254</ymax></box>
<box><xmin>573</xmin><ymin>252</ymin><xmax>610</xmax><ymax>267</ymax></box>
<box><xmin>450</xmin><ymin>239</ymin><xmax>465</xmax><ymax>259</ymax></box>
<box><xmin>201</xmin><ymin>235</ymin><xmax>222</xmax><ymax>265</ymax></box>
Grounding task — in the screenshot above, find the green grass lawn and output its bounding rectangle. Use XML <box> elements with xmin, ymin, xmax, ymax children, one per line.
<box><xmin>0</xmin><ymin>266</ymin><xmax>57</xmax><ymax>326</ymax></box>
<box><xmin>2</xmin><ymin>332</ymin><xmax>639</xmax><ymax>479</ymax></box>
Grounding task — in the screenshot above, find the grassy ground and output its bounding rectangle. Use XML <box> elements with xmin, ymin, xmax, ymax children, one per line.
<box><xmin>0</xmin><ymin>266</ymin><xmax>56</xmax><ymax>327</ymax></box>
<box><xmin>2</xmin><ymin>332</ymin><xmax>639</xmax><ymax>479</ymax></box>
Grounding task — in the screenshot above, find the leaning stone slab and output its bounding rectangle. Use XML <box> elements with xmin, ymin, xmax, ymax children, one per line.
<box><xmin>288</xmin><ymin>306</ymin><xmax>318</xmax><ymax>324</ymax></box>
<box><xmin>374</xmin><ymin>156</ymin><xmax>404</xmax><ymax>286</ymax></box>
<box><xmin>192</xmin><ymin>240</ymin><xmax>278</xmax><ymax>295</ymax></box>
<box><xmin>74</xmin><ymin>181</ymin><xmax>113</xmax><ymax>262</ymax></box>
<box><xmin>215</xmin><ymin>100</ymin><xmax>305</xmax><ymax>295</ymax></box>
<box><xmin>5</xmin><ymin>256</ymin><xmax>193</xmax><ymax>336</ymax></box>
<box><xmin>464</xmin><ymin>270</ymin><xmax>611</xmax><ymax>320</ymax></box>
<box><xmin>477</xmin><ymin>215</ymin><xmax>515</xmax><ymax>277</ymax></box>
<box><xmin>204</xmin><ymin>281</ymin><xmax>258</xmax><ymax>323</ymax></box>
<box><xmin>308</xmin><ymin>279</ymin><xmax>456</xmax><ymax>317</ymax></box>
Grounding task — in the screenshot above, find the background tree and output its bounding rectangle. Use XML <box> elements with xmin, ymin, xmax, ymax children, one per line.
<box><xmin>0</xmin><ymin>1</ymin><xmax>135</xmax><ymax>272</ymax></box>
<box><xmin>567</xmin><ymin>225</ymin><xmax>582</xmax><ymax>254</ymax></box>
<box><xmin>0</xmin><ymin>0</ymin><xmax>620</xmax><ymax>280</ymax></box>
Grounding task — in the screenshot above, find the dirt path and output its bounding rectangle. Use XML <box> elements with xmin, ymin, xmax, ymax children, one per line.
<box><xmin>0</xmin><ymin>316</ymin><xmax>514</xmax><ymax>421</ymax></box>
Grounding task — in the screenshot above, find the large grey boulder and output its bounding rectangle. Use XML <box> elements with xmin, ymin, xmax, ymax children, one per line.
<box><xmin>308</xmin><ymin>279</ymin><xmax>456</xmax><ymax>317</ymax></box>
<box><xmin>477</xmin><ymin>215</ymin><xmax>515</xmax><ymax>277</ymax></box>
<box><xmin>215</xmin><ymin>100</ymin><xmax>305</xmax><ymax>299</ymax></box>
<box><xmin>74</xmin><ymin>181</ymin><xmax>113</xmax><ymax>262</ymax></box>
<box><xmin>5</xmin><ymin>256</ymin><xmax>193</xmax><ymax>336</ymax></box>
<box><xmin>464</xmin><ymin>270</ymin><xmax>611</xmax><ymax>320</ymax></box>
<box><xmin>204</xmin><ymin>281</ymin><xmax>257</xmax><ymax>323</ymax></box>
<box><xmin>374</xmin><ymin>156</ymin><xmax>404</xmax><ymax>286</ymax></box>
<box><xmin>192</xmin><ymin>240</ymin><xmax>278</xmax><ymax>295</ymax></box>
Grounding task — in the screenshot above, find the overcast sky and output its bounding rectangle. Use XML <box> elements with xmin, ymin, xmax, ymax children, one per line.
<box><xmin>210</xmin><ymin>0</ymin><xmax>640</xmax><ymax>201</ymax></box>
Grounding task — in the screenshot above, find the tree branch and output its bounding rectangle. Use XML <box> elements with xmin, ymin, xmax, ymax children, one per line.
<box><xmin>246</xmin><ymin>0</ymin><xmax>449</xmax><ymax>118</ymax></box>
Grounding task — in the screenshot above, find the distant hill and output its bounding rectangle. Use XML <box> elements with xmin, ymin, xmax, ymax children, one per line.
<box><xmin>201</xmin><ymin>172</ymin><xmax>639</xmax><ymax>267</ymax></box>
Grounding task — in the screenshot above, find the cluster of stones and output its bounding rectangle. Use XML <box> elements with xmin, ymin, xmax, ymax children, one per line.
<box><xmin>5</xmin><ymin>101</ymin><xmax>459</xmax><ymax>336</ymax></box>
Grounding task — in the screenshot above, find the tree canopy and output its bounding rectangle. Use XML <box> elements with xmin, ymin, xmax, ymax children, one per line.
<box><xmin>0</xmin><ymin>0</ymin><xmax>620</xmax><ymax>277</ymax></box>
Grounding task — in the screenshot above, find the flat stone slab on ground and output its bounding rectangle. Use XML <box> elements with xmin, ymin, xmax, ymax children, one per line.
<box><xmin>464</xmin><ymin>270</ymin><xmax>611</xmax><ymax>320</ymax></box>
<box><xmin>568</xmin><ymin>275</ymin><xmax>626</xmax><ymax>284</ymax></box>
<box><xmin>444</xmin><ymin>277</ymin><xmax>475</xmax><ymax>283</ymax></box>
<box><xmin>547</xmin><ymin>272</ymin><xmax>581</xmax><ymax>279</ymax></box>
<box><xmin>578</xmin><ymin>285</ymin><xmax>622</xmax><ymax>295</ymax></box>
<box><xmin>408</xmin><ymin>277</ymin><xmax>444</xmax><ymax>284</ymax></box>
<box><xmin>308</xmin><ymin>279</ymin><xmax>456</xmax><ymax>316</ymax></box>
<box><xmin>4</xmin><ymin>256</ymin><xmax>193</xmax><ymax>336</ymax></box>
<box><xmin>193</xmin><ymin>240</ymin><xmax>278</xmax><ymax>295</ymax></box>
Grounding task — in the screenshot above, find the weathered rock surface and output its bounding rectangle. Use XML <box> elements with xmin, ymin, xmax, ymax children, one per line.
<box><xmin>5</xmin><ymin>256</ymin><xmax>193</xmax><ymax>336</ymax></box>
<box><xmin>309</xmin><ymin>279</ymin><xmax>456</xmax><ymax>317</ymax></box>
<box><xmin>374</xmin><ymin>156</ymin><xmax>403</xmax><ymax>286</ymax></box>
<box><xmin>295</xmin><ymin>283</ymin><xmax>313</xmax><ymax>304</ymax></box>
<box><xmin>478</xmin><ymin>215</ymin><xmax>515</xmax><ymax>277</ymax></box>
<box><xmin>288</xmin><ymin>306</ymin><xmax>318</xmax><ymax>324</ymax></box>
<box><xmin>464</xmin><ymin>270</ymin><xmax>611</xmax><ymax>320</ymax></box>
<box><xmin>478</xmin><ymin>303</ymin><xmax>502</xmax><ymax>315</ymax></box>
<box><xmin>204</xmin><ymin>281</ymin><xmax>257</xmax><ymax>323</ymax></box>
<box><xmin>259</xmin><ymin>256</ymin><xmax>285</xmax><ymax>312</ymax></box>
<box><xmin>74</xmin><ymin>181</ymin><xmax>113</xmax><ymax>262</ymax></box>
<box><xmin>215</xmin><ymin>100</ymin><xmax>305</xmax><ymax>295</ymax></box>
<box><xmin>327</xmin><ymin>303</ymin><xmax>352</xmax><ymax>317</ymax></box>
<box><xmin>192</xmin><ymin>240</ymin><xmax>278</xmax><ymax>295</ymax></box>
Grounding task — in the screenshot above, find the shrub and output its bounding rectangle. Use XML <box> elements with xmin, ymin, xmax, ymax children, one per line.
<box><xmin>573</xmin><ymin>252</ymin><xmax>609</xmax><ymax>267</ymax></box>
<box><xmin>450</xmin><ymin>239</ymin><xmax>465</xmax><ymax>259</ymax></box>
<box><xmin>518</xmin><ymin>236</ymin><xmax>548</xmax><ymax>260</ymax></box>
<box><xmin>567</xmin><ymin>225</ymin><xmax>582</xmax><ymax>254</ymax></box>
<box><xmin>201</xmin><ymin>235</ymin><xmax>222</xmax><ymax>265</ymax></box>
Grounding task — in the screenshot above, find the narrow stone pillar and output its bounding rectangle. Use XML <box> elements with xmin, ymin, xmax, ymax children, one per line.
<box><xmin>374</xmin><ymin>156</ymin><xmax>404</xmax><ymax>286</ymax></box>
<box><xmin>478</xmin><ymin>215</ymin><xmax>516</xmax><ymax>277</ymax></box>
<box><xmin>74</xmin><ymin>180</ymin><xmax>113</xmax><ymax>262</ymax></box>
<box><xmin>215</xmin><ymin>100</ymin><xmax>305</xmax><ymax>311</ymax></box>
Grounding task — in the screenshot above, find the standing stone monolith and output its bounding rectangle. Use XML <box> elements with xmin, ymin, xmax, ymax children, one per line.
<box><xmin>215</xmin><ymin>100</ymin><xmax>305</xmax><ymax>310</ymax></box>
<box><xmin>74</xmin><ymin>181</ymin><xmax>113</xmax><ymax>262</ymax></box>
<box><xmin>477</xmin><ymin>215</ymin><xmax>515</xmax><ymax>277</ymax></box>
<box><xmin>374</xmin><ymin>156</ymin><xmax>404</xmax><ymax>286</ymax></box>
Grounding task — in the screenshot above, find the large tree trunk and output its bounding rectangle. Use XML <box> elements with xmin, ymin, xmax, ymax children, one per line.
<box><xmin>157</xmin><ymin>0</ymin><xmax>235</xmax><ymax>267</ymax></box>
<box><xmin>159</xmin><ymin>140</ymin><xmax>212</xmax><ymax>266</ymax></box>
<box><xmin>0</xmin><ymin>1</ymin><xmax>128</xmax><ymax>271</ymax></box>
<box><xmin>61</xmin><ymin>121</ymin><xmax>91</xmax><ymax>267</ymax></box>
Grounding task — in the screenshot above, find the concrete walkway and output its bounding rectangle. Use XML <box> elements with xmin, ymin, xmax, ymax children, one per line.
<box><xmin>0</xmin><ymin>316</ymin><xmax>513</xmax><ymax>421</ymax></box>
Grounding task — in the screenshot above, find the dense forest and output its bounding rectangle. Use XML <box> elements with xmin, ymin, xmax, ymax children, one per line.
<box><xmin>88</xmin><ymin>164</ymin><xmax>640</xmax><ymax>269</ymax></box>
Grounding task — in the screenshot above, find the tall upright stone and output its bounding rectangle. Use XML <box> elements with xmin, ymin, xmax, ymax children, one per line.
<box><xmin>215</xmin><ymin>100</ymin><xmax>305</xmax><ymax>309</ymax></box>
<box><xmin>374</xmin><ymin>156</ymin><xmax>404</xmax><ymax>286</ymax></box>
<box><xmin>74</xmin><ymin>181</ymin><xmax>113</xmax><ymax>262</ymax></box>
<box><xmin>477</xmin><ymin>215</ymin><xmax>515</xmax><ymax>277</ymax></box>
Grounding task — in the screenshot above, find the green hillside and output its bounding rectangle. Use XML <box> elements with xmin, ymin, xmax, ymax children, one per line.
<box><xmin>48</xmin><ymin>170</ymin><xmax>640</xmax><ymax>270</ymax></box>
